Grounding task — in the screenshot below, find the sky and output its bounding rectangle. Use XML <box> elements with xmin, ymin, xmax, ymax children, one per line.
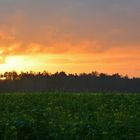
<box><xmin>0</xmin><ymin>0</ymin><xmax>140</xmax><ymax>77</ymax></box>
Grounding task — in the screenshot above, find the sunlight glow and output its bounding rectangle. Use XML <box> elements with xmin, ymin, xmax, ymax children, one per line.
<box><xmin>0</xmin><ymin>56</ymin><xmax>24</xmax><ymax>72</ymax></box>
<box><xmin>6</xmin><ymin>56</ymin><xmax>22</xmax><ymax>68</ymax></box>
<box><xmin>0</xmin><ymin>53</ymin><xmax>139</xmax><ymax>77</ymax></box>
<box><xmin>0</xmin><ymin>55</ymin><xmax>53</xmax><ymax>73</ymax></box>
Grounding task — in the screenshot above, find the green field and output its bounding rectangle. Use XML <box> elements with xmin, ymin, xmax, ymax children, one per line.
<box><xmin>0</xmin><ymin>93</ymin><xmax>140</xmax><ymax>140</ymax></box>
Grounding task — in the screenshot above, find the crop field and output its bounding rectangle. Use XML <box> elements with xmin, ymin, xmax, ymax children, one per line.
<box><xmin>0</xmin><ymin>92</ymin><xmax>140</xmax><ymax>140</ymax></box>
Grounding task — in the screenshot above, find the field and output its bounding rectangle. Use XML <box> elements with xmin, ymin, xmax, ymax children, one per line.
<box><xmin>0</xmin><ymin>93</ymin><xmax>140</xmax><ymax>140</ymax></box>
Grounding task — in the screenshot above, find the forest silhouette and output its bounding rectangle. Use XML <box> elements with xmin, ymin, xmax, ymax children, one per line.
<box><xmin>0</xmin><ymin>71</ymin><xmax>140</xmax><ymax>93</ymax></box>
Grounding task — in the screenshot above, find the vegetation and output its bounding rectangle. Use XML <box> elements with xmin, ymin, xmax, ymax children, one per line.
<box><xmin>0</xmin><ymin>92</ymin><xmax>140</xmax><ymax>140</ymax></box>
<box><xmin>0</xmin><ymin>71</ymin><xmax>140</xmax><ymax>93</ymax></box>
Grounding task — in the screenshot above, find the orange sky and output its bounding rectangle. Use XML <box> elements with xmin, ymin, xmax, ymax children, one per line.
<box><xmin>0</xmin><ymin>47</ymin><xmax>139</xmax><ymax>77</ymax></box>
<box><xmin>0</xmin><ymin>0</ymin><xmax>140</xmax><ymax>77</ymax></box>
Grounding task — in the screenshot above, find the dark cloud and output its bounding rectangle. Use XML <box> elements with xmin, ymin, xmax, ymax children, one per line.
<box><xmin>0</xmin><ymin>0</ymin><xmax>140</xmax><ymax>58</ymax></box>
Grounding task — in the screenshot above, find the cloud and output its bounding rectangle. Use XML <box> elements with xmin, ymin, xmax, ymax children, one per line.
<box><xmin>0</xmin><ymin>0</ymin><xmax>140</xmax><ymax>64</ymax></box>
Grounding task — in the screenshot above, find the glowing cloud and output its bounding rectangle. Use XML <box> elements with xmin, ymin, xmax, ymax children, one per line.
<box><xmin>0</xmin><ymin>0</ymin><xmax>140</xmax><ymax>76</ymax></box>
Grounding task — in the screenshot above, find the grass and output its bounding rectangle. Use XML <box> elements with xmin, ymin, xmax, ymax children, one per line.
<box><xmin>0</xmin><ymin>92</ymin><xmax>140</xmax><ymax>140</ymax></box>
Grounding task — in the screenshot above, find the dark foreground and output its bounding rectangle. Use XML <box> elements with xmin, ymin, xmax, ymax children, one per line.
<box><xmin>0</xmin><ymin>92</ymin><xmax>140</xmax><ymax>140</ymax></box>
<box><xmin>0</xmin><ymin>71</ymin><xmax>140</xmax><ymax>93</ymax></box>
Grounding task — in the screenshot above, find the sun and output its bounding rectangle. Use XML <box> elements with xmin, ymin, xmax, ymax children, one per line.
<box><xmin>0</xmin><ymin>55</ymin><xmax>36</xmax><ymax>73</ymax></box>
<box><xmin>0</xmin><ymin>56</ymin><xmax>24</xmax><ymax>72</ymax></box>
<box><xmin>0</xmin><ymin>55</ymin><xmax>49</xmax><ymax>73</ymax></box>
<box><xmin>5</xmin><ymin>56</ymin><xmax>22</xmax><ymax>68</ymax></box>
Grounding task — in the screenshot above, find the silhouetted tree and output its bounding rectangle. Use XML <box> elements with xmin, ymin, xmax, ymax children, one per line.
<box><xmin>0</xmin><ymin>71</ymin><xmax>139</xmax><ymax>93</ymax></box>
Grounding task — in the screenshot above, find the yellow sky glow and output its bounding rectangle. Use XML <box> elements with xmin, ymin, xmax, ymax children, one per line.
<box><xmin>0</xmin><ymin>49</ymin><xmax>139</xmax><ymax>77</ymax></box>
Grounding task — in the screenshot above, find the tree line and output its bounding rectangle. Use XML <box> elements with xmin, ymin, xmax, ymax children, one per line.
<box><xmin>0</xmin><ymin>71</ymin><xmax>140</xmax><ymax>93</ymax></box>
